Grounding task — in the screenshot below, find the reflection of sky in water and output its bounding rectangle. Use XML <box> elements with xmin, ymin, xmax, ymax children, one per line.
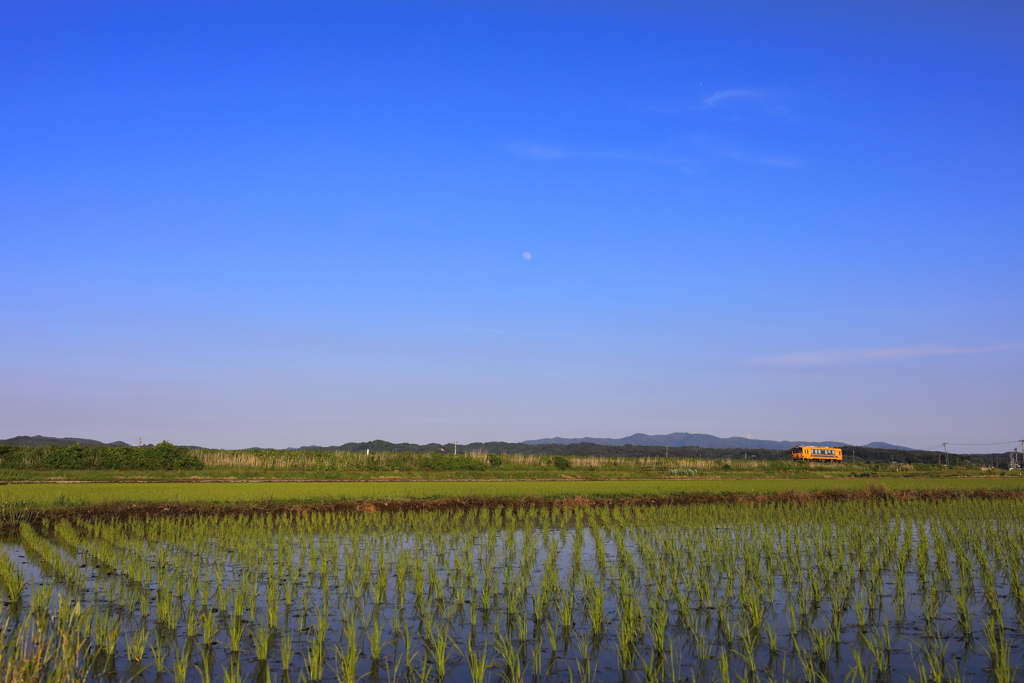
<box><xmin>1</xmin><ymin>506</ymin><xmax>1021</xmax><ymax>681</ymax></box>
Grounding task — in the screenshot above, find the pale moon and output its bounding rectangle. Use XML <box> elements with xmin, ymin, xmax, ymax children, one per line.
<box><xmin>522</xmin><ymin>252</ymin><xmax>532</xmax><ymax>260</ymax></box>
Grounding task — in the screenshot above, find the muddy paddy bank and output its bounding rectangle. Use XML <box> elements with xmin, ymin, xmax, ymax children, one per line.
<box><xmin>3</xmin><ymin>482</ymin><xmax>1024</xmax><ymax>529</ymax></box>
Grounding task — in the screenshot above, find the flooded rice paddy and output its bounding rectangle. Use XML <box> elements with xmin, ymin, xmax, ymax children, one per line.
<box><xmin>1</xmin><ymin>499</ymin><xmax>1023</xmax><ymax>681</ymax></box>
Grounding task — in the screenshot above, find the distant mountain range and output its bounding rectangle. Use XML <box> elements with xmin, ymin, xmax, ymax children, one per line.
<box><xmin>1</xmin><ymin>435</ymin><xmax>133</xmax><ymax>447</ymax></box>
<box><xmin>523</xmin><ymin>432</ymin><xmax>912</xmax><ymax>451</ymax></box>
<box><xmin>1</xmin><ymin>435</ymin><xmax>213</xmax><ymax>449</ymax></box>
<box><xmin>2</xmin><ymin>432</ymin><xmax>913</xmax><ymax>452</ymax></box>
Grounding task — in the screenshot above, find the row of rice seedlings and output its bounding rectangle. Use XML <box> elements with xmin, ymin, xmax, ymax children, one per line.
<box><xmin>5</xmin><ymin>499</ymin><xmax>1024</xmax><ymax>681</ymax></box>
<box><xmin>0</xmin><ymin>544</ymin><xmax>26</xmax><ymax>601</ymax></box>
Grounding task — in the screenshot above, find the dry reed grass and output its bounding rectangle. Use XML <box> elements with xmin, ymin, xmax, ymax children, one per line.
<box><xmin>195</xmin><ymin>450</ymin><xmax>824</xmax><ymax>472</ymax></box>
<box><xmin>196</xmin><ymin>449</ymin><xmax>923</xmax><ymax>479</ymax></box>
<box><xmin>195</xmin><ymin>449</ymin><xmax>553</xmax><ymax>470</ymax></box>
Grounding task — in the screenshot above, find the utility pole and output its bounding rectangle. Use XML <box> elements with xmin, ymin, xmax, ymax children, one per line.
<box><xmin>943</xmin><ymin>442</ymin><xmax>949</xmax><ymax>467</ymax></box>
<box><xmin>454</xmin><ymin>441</ymin><xmax>457</xmax><ymax>456</ymax></box>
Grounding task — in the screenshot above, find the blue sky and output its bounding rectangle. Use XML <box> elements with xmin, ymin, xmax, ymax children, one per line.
<box><xmin>2</xmin><ymin>2</ymin><xmax>1021</xmax><ymax>451</ymax></box>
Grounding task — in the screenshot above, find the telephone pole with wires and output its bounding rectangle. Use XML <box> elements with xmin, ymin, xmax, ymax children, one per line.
<box><xmin>942</xmin><ymin>440</ymin><xmax>1023</xmax><ymax>469</ymax></box>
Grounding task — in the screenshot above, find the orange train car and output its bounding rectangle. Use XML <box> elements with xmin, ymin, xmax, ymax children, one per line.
<box><xmin>791</xmin><ymin>446</ymin><xmax>843</xmax><ymax>462</ymax></box>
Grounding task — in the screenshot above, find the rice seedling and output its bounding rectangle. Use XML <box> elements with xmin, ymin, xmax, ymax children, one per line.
<box><xmin>125</xmin><ymin>627</ymin><xmax>148</xmax><ymax>662</ymax></box>
<box><xmin>28</xmin><ymin>580</ymin><xmax>52</xmax><ymax>616</ymax></box>
<box><xmin>0</xmin><ymin>551</ymin><xmax>26</xmax><ymax>602</ymax></box>
<box><xmin>305</xmin><ymin>634</ymin><xmax>326</xmax><ymax>681</ymax></box>
<box><xmin>253</xmin><ymin>620</ymin><xmax>272</xmax><ymax>661</ymax></box>
<box><xmin>715</xmin><ymin>646</ymin><xmax>731</xmax><ymax>683</ymax></box>
<box><xmin>466</xmin><ymin>643</ymin><xmax>490</xmax><ymax>683</ymax></box>
<box><xmin>201</xmin><ymin>607</ymin><xmax>219</xmax><ymax>646</ymax></box>
<box><xmin>225</xmin><ymin>615</ymin><xmax>244</xmax><ymax>652</ymax></box>
<box><xmin>150</xmin><ymin>632</ymin><xmax>168</xmax><ymax>674</ymax></box>
<box><xmin>334</xmin><ymin>619</ymin><xmax>359</xmax><ymax>683</ymax></box>
<box><xmin>492</xmin><ymin>628</ymin><xmax>525</xmax><ymax>683</ymax></box>
<box><xmin>185</xmin><ymin>604</ymin><xmax>200</xmax><ymax>638</ymax></box>
<box><xmin>279</xmin><ymin>627</ymin><xmax>295</xmax><ymax>672</ymax></box>
<box><xmin>195</xmin><ymin>645</ymin><xmax>214</xmax><ymax>683</ymax></box>
<box><xmin>92</xmin><ymin>611</ymin><xmax>121</xmax><ymax>654</ymax></box>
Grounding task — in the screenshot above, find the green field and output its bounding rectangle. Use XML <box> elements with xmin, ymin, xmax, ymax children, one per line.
<box><xmin>2</xmin><ymin>476</ymin><xmax>1023</xmax><ymax>508</ymax></box>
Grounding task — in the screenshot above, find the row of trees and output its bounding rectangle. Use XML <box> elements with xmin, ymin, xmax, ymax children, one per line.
<box><xmin>0</xmin><ymin>442</ymin><xmax>203</xmax><ymax>470</ymax></box>
<box><xmin>0</xmin><ymin>440</ymin><xmax>1013</xmax><ymax>471</ymax></box>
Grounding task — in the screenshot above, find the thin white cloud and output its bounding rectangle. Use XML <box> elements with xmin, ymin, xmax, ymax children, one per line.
<box><xmin>506</xmin><ymin>143</ymin><xmax>693</xmax><ymax>169</ymax></box>
<box><xmin>507</xmin><ymin>144</ymin><xmax>570</xmax><ymax>160</ymax></box>
<box><xmin>644</xmin><ymin>87</ymin><xmax>795</xmax><ymax>120</ymax></box>
<box><xmin>720</xmin><ymin>149</ymin><xmax>803</xmax><ymax>168</ymax></box>
<box><xmin>641</xmin><ymin>89</ymin><xmax>761</xmax><ymax>114</ymax></box>
<box><xmin>700</xmin><ymin>88</ymin><xmax>762</xmax><ymax>109</ymax></box>
<box><xmin>688</xmin><ymin>134</ymin><xmax>803</xmax><ymax>168</ymax></box>
<box><xmin>753</xmin><ymin>344</ymin><xmax>1020</xmax><ymax>367</ymax></box>
<box><xmin>433</xmin><ymin>325</ymin><xmax>600</xmax><ymax>341</ymax></box>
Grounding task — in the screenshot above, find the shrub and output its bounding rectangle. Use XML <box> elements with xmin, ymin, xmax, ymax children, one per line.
<box><xmin>552</xmin><ymin>456</ymin><xmax>571</xmax><ymax>470</ymax></box>
<box><xmin>487</xmin><ymin>454</ymin><xmax>503</xmax><ymax>467</ymax></box>
<box><xmin>417</xmin><ymin>454</ymin><xmax>486</xmax><ymax>472</ymax></box>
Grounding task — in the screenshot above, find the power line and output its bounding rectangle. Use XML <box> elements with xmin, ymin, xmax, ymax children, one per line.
<box><xmin>944</xmin><ymin>441</ymin><xmax>1020</xmax><ymax>446</ymax></box>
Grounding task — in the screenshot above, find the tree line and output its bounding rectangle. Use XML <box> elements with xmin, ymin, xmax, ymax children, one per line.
<box><xmin>271</xmin><ymin>440</ymin><xmax>1011</xmax><ymax>467</ymax></box>
<box><xmin>0</xmin><ymin>442</ymin><xmax>203</xmax><ymax>470</ymax></box>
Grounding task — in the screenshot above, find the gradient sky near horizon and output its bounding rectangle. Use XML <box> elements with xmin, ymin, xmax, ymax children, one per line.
<box><xmin>2</xmin><ymin>2</ymin><xmax>1022</xmax><ymax>452</ymax></box>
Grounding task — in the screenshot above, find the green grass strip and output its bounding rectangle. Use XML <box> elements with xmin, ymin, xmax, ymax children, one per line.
<box><xmin>3</xmin><ymin>477</ymin><xmax>1024</xmax><ymax>509</ymax></box>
